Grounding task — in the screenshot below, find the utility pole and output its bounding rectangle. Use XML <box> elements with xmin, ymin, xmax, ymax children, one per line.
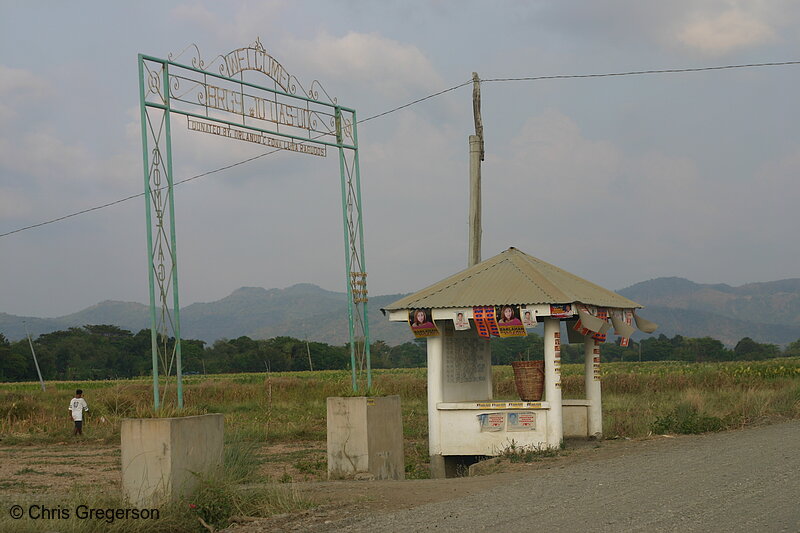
<box><xmin>24</xmin><ymin>322</ymin><xmax>46</xmax><ymax>391</ymax></box>
<box><xmin>305</xmin><ymin>338</ymin><xmax>314</xmax><ymax>372</ymax></box>
<box><xmin>468</xmin><ymin>72</ymin><xmax>484</xmax><ymax>268</ymax></box>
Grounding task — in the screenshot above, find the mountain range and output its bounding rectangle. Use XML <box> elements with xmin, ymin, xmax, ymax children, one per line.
<box><xmin>617</xmin><ymin>277</ymin><xmax>800</xmax><ymax>346</ymax></box>
<box><xmin>2</xmin><ymin>277</ymin><xmax>800</xmax><ymax>347</ymax></box>
<box><xmin>0</xmin><ymin>284</ymin><xmax>413</xmax><ymax>346</ymax></box>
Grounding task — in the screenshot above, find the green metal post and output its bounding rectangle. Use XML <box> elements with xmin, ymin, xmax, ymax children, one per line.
<box><xmin>138</xmin><ymin>55</ymin><xmax>160</xmax><ymax>409</ymax></box>
<box><xmin>336</xmin><ymin>107</ymin><xmax>358</xmax><ymax>393</ymax></box>
<box><xmin>350</xmin><ymin>113</ymin><xmax>372</xmax><ymax>390</ymax></box>
<box><xmin>162</xmin><ymin>62</ymin><xmax>184</xmax><ymax>409</ymax></box>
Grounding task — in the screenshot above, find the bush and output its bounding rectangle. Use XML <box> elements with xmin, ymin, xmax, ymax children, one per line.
<box><xmin>651</xmin><ymin>403</ymin><xmax>725</xmax><ymax>434</ymax></box>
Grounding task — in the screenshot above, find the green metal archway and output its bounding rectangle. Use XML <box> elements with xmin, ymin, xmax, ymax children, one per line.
<box><xmin>138</xmin><ymin>39</ymin><xmax>371</xmax><ymax>407</ymax></box>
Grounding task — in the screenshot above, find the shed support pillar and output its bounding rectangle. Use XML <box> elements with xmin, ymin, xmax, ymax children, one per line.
<box><xmin>543</xmin><ymin>318</ymin><xmax>563</xmax><ymax>448</ymax></box>
<box><xmin>584</xmin><ymin>337</ymin><xmax>603</xmax><ymax>438</ymax></box>
<box><xmin>426</xmin><ymin>332</ymin><xmax>445</xmax><ymax>477</ymax></box>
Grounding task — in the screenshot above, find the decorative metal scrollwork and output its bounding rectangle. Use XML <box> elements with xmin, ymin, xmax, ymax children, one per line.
<box><xmin>147</xmin><ymin>68</ymin><xmax>164</xmax><ymax>102</ymax></box>
<box><xmin>309</xmin><ymin>80</ymin><xmax>337</xmax><ymax>104</ymax></box>
<box><xmin>168</xmin><ymin>43</ymin><xmax>205</xmax><ymax>70</ymax></box>
<box><xmin>167</xmin><ymin>39</ymin><xmax>339</xmax><ymax>107</ymax></box>
<box><xmin>170</xmin><ymin>75</ymin><xmax>181</xmax><ymax>98</ymax></box>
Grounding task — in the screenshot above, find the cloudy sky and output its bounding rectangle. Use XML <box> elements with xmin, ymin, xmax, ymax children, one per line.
<box><xmin>1</xmin><ymin>1</ymin><xmax>799</xmax><ymax>317</ymax></box>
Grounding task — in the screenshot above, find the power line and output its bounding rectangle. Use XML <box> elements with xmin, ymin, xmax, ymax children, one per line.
<box><xmin>481</xmin><ymin>60</ymin><xmax>800</xmax><ymax>83</ymax></box>
<box><xmin>359</xmin><ymin>80</ymin><xmax>472</xmax><ymax>123</ymax></box>
<box><xmin>2</xmin><ymin>59</ymin><xmax>799</xmax><ymax>240</ymax></box>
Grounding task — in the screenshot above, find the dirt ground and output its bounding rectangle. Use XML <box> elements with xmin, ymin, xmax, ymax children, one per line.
<box><xmin>225</xmin><ymin>421</ymin><xmax>800</xmax><ymax>532</ymax></box>
<box><xmin>3</xmin><ymin>430</ymin><xmax>783</xmax><ymax>532</ymax></box>
<box><xmin>221</xmin><ymin>436</ymin><xmax>667</xmax><ymax>532</ymax></box>
<box><xmin>0</xmin><ymin>440</ymin><xmax>120</xmax><ymax>495</ymax></box>
<box><xmin>0</xmin><ymin>440</ymin><xmax>328</xmax><ymax>496</ymax></box>
<box><xmin>0</xmin><ymin>435</ymin><xmax>639</xmax><ymax>525</ymax></box>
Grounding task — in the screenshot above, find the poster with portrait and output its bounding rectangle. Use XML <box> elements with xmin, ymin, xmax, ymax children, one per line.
<box><xmin>549</xmin><ymin>304</ymin><xmax>573</xmax><ymax>318</ymax></box>
<box><xmin>521</xmin><ymin>307</ymin><xmax>538</xmax><ymax>328</ymax></box>
<box><xmin>507</xmin><ymin>411</ymin><xmax>537</xmax><ymax>432</ymax></box>
<box><xmin>495</xmin><ymin>305</ymin><xmax>527</xmax><ymax>338</ymax></box>
<box><xmin>408</xmin><ymin>309</ymin><xmax>439</xmax><ymax>338</ymax></box>
<box><xmin>452</xmin><ymin>309</ymin><xmax>471</xmax><ymax>331</ymax></box>
<box><xmin>477</xmin><ymin>412</ymin><xmax>505</xmax><ymax>432</ymax></box>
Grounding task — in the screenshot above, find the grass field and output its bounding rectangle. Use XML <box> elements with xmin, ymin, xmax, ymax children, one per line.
<box><xmin>1</xmin><ymin>358</ymin><xmax>799</xmax><ymax>531</ymax></box>
<box><xmin>4</xmin><ymin>358</ymin><xmax>800</xmax><ymax>449</ymax></box>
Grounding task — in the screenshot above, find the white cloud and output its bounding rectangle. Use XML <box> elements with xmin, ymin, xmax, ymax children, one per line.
<box><xmin>0</xmin><ymin>65</ymin><xmax>52</xmax><ymax>125</ymax></box>
<box><xmin>0</xmin><ymin>131</ymin><xmax>93</xmax><ymax>182</ymax></box>
<box><xmin>502</xmin><ymin>110</ymin><xmax>622</xmax><ymax>201</ymax></box>
<box><xmin>287</xmin><ymin>32</ymin><xmax>445</xmax><ymax>100</ymax></box>
<box><xmin>169</xmin><ymin>1</ymin><xmax>287</xmax><ymax>49</ymax></box>
<box><xmin>0</xmin><ymin>65</ymin><xmax>51</xmax><ymax>98</ymax></box>
<box><xmin>677</xmin><ymin>7</ymin><xmax>776</xmax><ymax>54</ymax></box>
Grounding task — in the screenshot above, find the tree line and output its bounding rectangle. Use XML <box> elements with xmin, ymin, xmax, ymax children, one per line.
<box><xmin>490</xmin><ymin>333</ymin><xmax>800</xmax><ymax>365</ymax></box>
<box><xmin>0</xmin><ymin>325</ymin><xmax>429</xmax><ymax>381</ymax></box>
<box><xmin>1</xmin><ymin>325</ymin><xmax>799</xmax><ymax>382</ymax></box>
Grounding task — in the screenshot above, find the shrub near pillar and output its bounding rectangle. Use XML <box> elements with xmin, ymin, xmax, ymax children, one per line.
<box><xmin>121</xmin><ymin>413</ymin><xmax>224</xmax><ymax>507</ymax></box>
<box><xmin>327</xmin><ymin>396</ymin><xmax>405</xmax><ymax>480</ymax></box>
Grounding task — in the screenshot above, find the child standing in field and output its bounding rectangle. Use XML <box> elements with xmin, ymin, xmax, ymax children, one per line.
<box><xmin>69</xmin><ymin>389</ymin><xmax>88</xmax><ymax>436</ymax></box>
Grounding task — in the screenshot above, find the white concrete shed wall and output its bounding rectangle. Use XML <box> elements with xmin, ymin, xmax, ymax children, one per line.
<box><xmin>441</xmin><ymin>326</ymin><xmax>492</xmax><ymax>403</ymax></box>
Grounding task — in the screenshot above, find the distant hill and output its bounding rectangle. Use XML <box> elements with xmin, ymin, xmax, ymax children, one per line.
<box><xmin>0</xmin><ymin>300</ymin><xmax>150</xmax><ymax>342</ymax></box>
<box><xmin>0</xmin><ymin>284</ymin><xmax>414</xmax><ymax>346</ymax></box>
<box><xmin>619</xmin><ymin>277</ymin><xmax>800</xmax><ymax>346</ymax></box>
<box><xmin>4</xmin><ymin>278</ymin><xmax>800</xmax><ymax>347</ymax></box>
<box><xmin>179</xmin><ymin>284</ymin><xmax>412</xmax><ymax>345</ymax></box>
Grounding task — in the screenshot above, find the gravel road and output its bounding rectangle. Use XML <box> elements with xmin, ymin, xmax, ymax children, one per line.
<box><xmin>328</xmin><ymin>420</ymin><xmax>800</xmax><ymax>532</ymax></box>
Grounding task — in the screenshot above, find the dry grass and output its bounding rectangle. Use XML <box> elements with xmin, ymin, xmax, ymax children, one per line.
<box><xmin>2</xmin><ymin>358</ymin><xmax>800</xmax><ymax>457</ymax></box>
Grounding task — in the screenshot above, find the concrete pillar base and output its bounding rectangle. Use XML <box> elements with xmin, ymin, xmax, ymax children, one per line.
<box><xmin>327</xmin><ymin>396</ymin><xmax>405</xmax><ymax>480</ymax></box>
<box><xmin>429</xmin><ymin>454</ymin><xmax>447</xmax><ymax>479</ymax></box>
<box><xmin>121</xmin><ymin>413</ymin><xmax>224</xmax><ymax>507</ymax></box>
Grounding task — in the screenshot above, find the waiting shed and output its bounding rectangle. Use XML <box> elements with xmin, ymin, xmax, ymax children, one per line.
<box><xmin>383</xmin><ymin>247</ymin><xmax>657</xmax><ymax>477</ymax></box>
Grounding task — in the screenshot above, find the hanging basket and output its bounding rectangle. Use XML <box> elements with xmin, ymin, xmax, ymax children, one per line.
<box><xmin>511</xmin><ymin>360</ymin><xmax>545</xmax><ymax>401</ymax></box>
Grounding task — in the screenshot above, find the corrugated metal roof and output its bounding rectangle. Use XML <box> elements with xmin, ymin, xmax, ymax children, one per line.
<box><xmin>383</xmin><ymin>247</ymin><xmax>641</xmax><ymax>311</ymax></box>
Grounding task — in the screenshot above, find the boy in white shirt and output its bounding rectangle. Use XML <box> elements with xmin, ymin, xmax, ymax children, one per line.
<box><xmin>69</xmin><ymin>389</ymin><xmax>89</xmax><ymax>436</ymax></box>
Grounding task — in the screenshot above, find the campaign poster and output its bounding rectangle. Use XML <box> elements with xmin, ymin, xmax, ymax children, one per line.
<box><xmin>496</xmin><ymin>305</ymin><xmax>526</xmax><ymax>338</ymax></box>
<box><xmin>549</xmin><ymin>304</ymin><xmax>573</xmax><ymax>318</ymax></box>
<box><xmin>521</xmin><ymin>307</ymin><xmax>538</xmax><ymax>328</ymax></box>
<box><xmin>472</xmin><ymin>306</ymin><xmax>500</xmax><ymax>338</ymax></box>
<box><xmin>573</xmin><ymin>318</ymin><xmax>590</xmax><ymax>337</ymax></box>
<box><xmin>409</xmin><ymin>308</ymin><xmax>439</xmax><ymax>338</ymax></box>
<box><xmin>452</xmin><ymin>309</ymin><xmax>471</xmax><ymax>331</ymax></box>
<box><xmin>478</xmin><ymin>412</ymin><xmax>505</xmax><ymax>432</ymax></box>
<box><xmin>507</xmin><ymin>412</ymin><xmax>537</xmax><ymax>432</ymax></box>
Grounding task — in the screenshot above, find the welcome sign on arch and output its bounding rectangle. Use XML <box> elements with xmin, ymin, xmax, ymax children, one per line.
<box><xmin>138</xmin><ymin>39</ymin><xmax>371</xmax><ymax>407</ymax></box>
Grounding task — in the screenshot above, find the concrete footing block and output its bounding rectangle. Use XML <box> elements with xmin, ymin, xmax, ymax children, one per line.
<box><xmin>326</xmin><ymin>396</ymin><xmax>405</xmax><ymax>480</ymax></box>
<box><xmin>121</xmin><ymin>413</ymin><xmax>224</xmax><ymax>507</ymax></box>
